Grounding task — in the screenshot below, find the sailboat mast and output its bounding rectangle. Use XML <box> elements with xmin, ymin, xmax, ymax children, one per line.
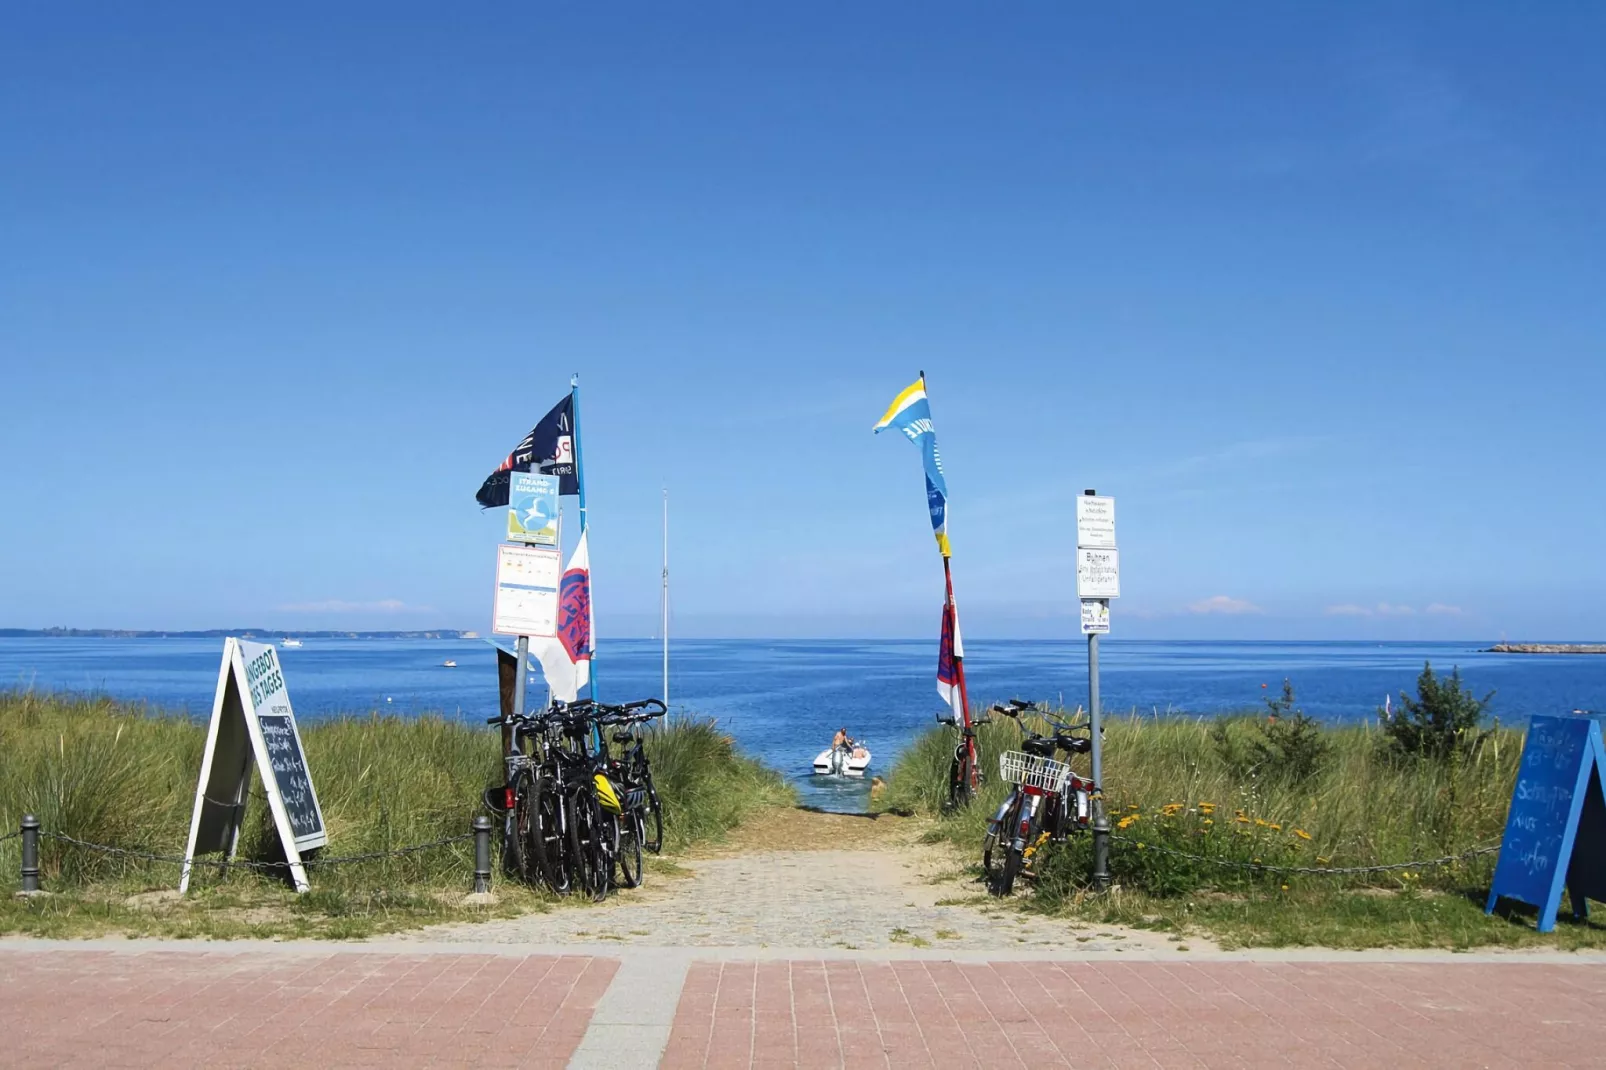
<box><xmin>662</xmin><ymin>488</ymin><xmax>669</xmax><ymax>709</ymax></box>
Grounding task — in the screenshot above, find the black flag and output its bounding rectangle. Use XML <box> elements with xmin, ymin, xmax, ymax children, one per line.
<box><xmin>475</xmin><ymin>393</ymin><xmax>579</xmax><ymax>508</ymax></box>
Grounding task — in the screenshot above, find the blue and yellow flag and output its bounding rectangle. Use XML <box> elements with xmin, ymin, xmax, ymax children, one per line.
<box><xmin>874</xmin><ymin>377</ymin><xmax>951</xmax><ymax>556</ymax></box>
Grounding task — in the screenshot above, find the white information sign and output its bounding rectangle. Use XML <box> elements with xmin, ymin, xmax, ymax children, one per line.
<box><xmin>1076</xmin><ymin>547</ymin><xmax>1121</xmax><ymax>599</ymax></box>
<box><xmin>1080</xmin><ymin>598</ymin><xmax>1110</xmax><ymax>635</ymax></box>
<box><xmin>493</xmin><ymin>543</ymin><xmax>562</xmax><ymax>638</ymax></box>
<box><xmin>180</xmin><ymin>638</ymin><xmax>327</xmax><ymax>894</ymax></box>
<box><xmin>1076</xmin><ymin>495</ymin><xmax>1116</xmax><ymax>549</ymax></box>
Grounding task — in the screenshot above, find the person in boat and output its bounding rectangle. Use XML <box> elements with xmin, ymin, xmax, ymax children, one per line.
<box><xmin>833</xmin><ymin>727</ymin><xmax>853</xmax><ymax>751</ymax></box>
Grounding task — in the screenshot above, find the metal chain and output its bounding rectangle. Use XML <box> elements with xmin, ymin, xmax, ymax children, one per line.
<box><xmin>0</xmin><ymin>830</ymin><xmax>20</xmax><ymax>844</ymax></box>
<box><xmin>304</xmin><ymin>833</ymin><xmax>474</xmax><ymax>869</ymax></box>
<box><xmin>1108</xmin><ymin>833</ymin><xmax>1501</xmax><ymax>876</ymax></box>
<box><xmin>39</xmin><ymin>829</ymin><xmax>474</xmax><ymax>871</ymax></box>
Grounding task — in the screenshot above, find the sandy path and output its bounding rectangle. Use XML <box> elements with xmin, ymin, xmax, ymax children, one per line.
<box><xmin>410</xmin><ymin>807</ymin><xmax>1193</xmax><ymax>953</ymax></box>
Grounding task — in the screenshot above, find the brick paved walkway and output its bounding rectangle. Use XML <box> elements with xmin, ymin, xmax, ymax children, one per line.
<box><xmin>0</xmin><ymin>949</ymin><xmax>616</xmax><ymax>1069</ymax></box>
<box><xmin>661</xmin><ymin>958</ymin><xmax>1606</xmax><ymax>1069</ymax></box>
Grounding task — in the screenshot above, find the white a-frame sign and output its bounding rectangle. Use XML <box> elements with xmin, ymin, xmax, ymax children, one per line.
<box><xmin>179</xmin><ymin>638</ymin><xmax>328</xmax><ymax>893</ymax></box>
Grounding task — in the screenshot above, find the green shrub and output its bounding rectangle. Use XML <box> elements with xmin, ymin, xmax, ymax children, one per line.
<box><xmin>1208</xmin><ymin>680</ymin><xmax>1329</xmax><ymax>787</ymax></box>
<box><xmin>1379</xmin><ymin>662</ymin><xmax>1493</xmax><ymax>761</ymax></box>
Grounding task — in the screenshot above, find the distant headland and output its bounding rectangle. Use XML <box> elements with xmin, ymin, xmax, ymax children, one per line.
<box><xmin>1485</xmin><ymin>643</ymin><xmax>1606</xmax><ymax>655</ymax></box>
<box><xmin>0</xmin><ymin>628</ymin><xmax>474</xmax><ymax>640</ymax></box>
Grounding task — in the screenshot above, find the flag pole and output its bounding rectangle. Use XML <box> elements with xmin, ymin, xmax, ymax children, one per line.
<box><xmin>570</xmin><ymin>374</ymin><xmax>596</xmax><ymax>702</ymax></box>
<box><xmin>922</xmin><ymin>371</ymin><xmax>971</xmax><ymax>727</ymax></box>
<box><xmin>662</xmin><ymin>487</ymin><xmax>670</xmax><ymax>710</ymax></box>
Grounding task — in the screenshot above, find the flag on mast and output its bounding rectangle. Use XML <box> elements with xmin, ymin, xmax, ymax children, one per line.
<box><xmin>474</xmin><ymin>394</ymin><xmax>578</xmax><ymax>508</ymax></box>
<box><xmin>873</xmin><ymin>376</ymin><xmax>951</xmax><ymax>557</ymax></box>
<box><xmin>531</xmin><ymin>529</ymin><xmax>593</xmax><ymax>702</ymax></box>
<box><xmin>938</xmin><ymin>599</ymin><xmax>965</xmax><ymax>715</ymax></box>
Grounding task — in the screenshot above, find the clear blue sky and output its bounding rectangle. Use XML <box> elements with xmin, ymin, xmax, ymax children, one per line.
<box><xmin>3</xmin><ymin>4</ymin><xmax>1602</xmax><ymax>640</ymax></box>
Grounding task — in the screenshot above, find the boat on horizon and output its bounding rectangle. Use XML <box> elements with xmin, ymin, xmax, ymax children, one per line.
<box><xmin>281</xmin><ymin>638</ymin><xmax>303</xmax><ymax>649</ymax></box>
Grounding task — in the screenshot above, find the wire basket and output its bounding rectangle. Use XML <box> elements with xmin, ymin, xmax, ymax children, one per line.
<box><xmin>999</xmin><ymin>751</ymin><xmax>1073</xmax><ymax>794</ymax></box>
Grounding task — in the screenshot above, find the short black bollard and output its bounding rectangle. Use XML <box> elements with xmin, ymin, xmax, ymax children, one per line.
<box><xmin>472</xmin><ymin>815</ymin><xmax>492</xmax><ymax>894</ymax></box>
<box><xmin>20</xmin><ymin>814</ymin><xmax>40</xmax><ymax>894</ymax></box>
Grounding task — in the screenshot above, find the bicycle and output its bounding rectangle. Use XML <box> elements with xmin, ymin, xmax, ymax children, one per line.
<box><xmin>935</xmin><ymin>705</ymin><xmax>991</xmax><ymax>810</ymax></box>
<box><xmin>487</xmin><ymin>697</ymin><xmax>669</xmax><ymax>901</ymax></box>
<box><xmin>598</xmin><ymin>699</ymin><xmax>668</xmax><ymax>889</ymax></box>
<box><xmin>981</xmin><ymin>700</ymin><xmax>1093</xmax><ymax>896</ymax></box>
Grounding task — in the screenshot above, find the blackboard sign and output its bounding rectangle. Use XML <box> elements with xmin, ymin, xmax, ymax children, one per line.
<box><xmin>1486</xmin><ymin>714</ymin><xmax>1606</xmax><ymax>931</ymax></box>
<box><xmin>180</xmin><ymin>638</ymin><xmax>328</xmax><ymax>894</ymax></box>
<box><xmin>258</xmin><ymin>715</ymin><xmax>323</xmax><ymax>842</ymax></box>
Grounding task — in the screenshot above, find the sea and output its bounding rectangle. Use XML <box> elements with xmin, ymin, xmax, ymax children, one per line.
<box><xmin>4</xmin><ymin>637</ymin><xmax>1604</xmax><ymax>811</ymax></box>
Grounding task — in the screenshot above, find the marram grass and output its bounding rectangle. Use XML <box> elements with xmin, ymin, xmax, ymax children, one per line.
<box><xmin>0</xmin><ymin>690</ymin><xmax>793</xmax><ymax>937</ymax></box>
<box><xmin>877</xmin><ymin>709</ymin><xmax>1606</xmax><ymax>948</ymax></box>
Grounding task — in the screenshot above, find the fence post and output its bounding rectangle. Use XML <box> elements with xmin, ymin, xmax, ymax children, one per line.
<box><xmin>472</xmin><ymin>816</ymin><xmax>492</xmax><ymax>894</ymax></box>
<box><xmin>20</xmin><ymin>814</ymin><xmax>40</xmax><ymax>894</ymax></box>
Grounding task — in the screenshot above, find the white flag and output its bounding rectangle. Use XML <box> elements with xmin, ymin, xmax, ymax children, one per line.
<box><xmin>531</xmin><ymin>530</ymin><xmax>593</xmax><ymax>701</ymax></box>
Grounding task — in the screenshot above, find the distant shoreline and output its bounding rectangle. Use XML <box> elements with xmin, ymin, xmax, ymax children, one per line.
<box><xmin>1485</xmin><ymin>643</ymin><xmax>1606</xmax><ymax>655</ymax></box>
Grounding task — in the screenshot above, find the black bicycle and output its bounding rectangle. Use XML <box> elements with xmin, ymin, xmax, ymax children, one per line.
<box><xmin>981</xmin><ymin>700</ymin><xmax>1093</xmax><ymax>896</ymax></box>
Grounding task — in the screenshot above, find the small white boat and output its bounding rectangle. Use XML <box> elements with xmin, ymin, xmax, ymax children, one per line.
<box><xmin>281</xmin><ymin>638</ymin><xmax>303</xmax><ymax>648</ymax></box>
<box><xmin>442</xmin><ymin>660</ymin><xmax>458</xmax><ymax>668</ymax></box>
<box><xmin>813</xmin><ymin>743</ymin><xmax>872</xmax><ymax>777</ymax></box>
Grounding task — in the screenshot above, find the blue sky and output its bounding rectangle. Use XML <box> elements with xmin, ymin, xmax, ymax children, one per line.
<box><xmin>2</xmin><ymin>4</ymin><xmax>1602</xmax><ymax>640</ymax></box>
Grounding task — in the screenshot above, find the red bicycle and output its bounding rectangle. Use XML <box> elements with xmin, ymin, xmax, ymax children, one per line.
<box><xmin>982</xmin><ymin>701</ymin><xmax>1093</xmax><ymax>895</ymax></box>
<box><xmin>936</xmin><ymin>705</ymin><xmax>990</xmax><ymax>809</ymax></box>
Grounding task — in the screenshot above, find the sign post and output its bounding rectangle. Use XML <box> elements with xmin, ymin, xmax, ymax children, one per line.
<box><xmin>180</xmin><ymin>638</ymin><xmax>327</xmax><ymax>893</ymax></box>
<box><xmin>493</xmin><ymin>540</ymin><xmax>562</xmax><ymax>735</ymax></box>
<box><xmin>1077</xmin><ymin>490</ymin><xmax>1118</xmax><ymax>891</ymax></box>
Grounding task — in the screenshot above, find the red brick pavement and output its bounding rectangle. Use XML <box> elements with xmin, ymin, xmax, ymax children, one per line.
<box><xmin>660</xmin><ymin>958</ymin><xmax>1606</xmax><ymax>1069</ymax></box>
<box><xmin>0</xmin><ymin>950</ymin><xmax>616</xmax><ymax>1069</ymax></box>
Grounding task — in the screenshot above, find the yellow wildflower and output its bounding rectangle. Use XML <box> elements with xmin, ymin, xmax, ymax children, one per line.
<box><xmin>1236</xmin><ymin>816</ymin><xmax>1250</xmax><ymax>824</ymax></box>
<box><xmin>1280</xmin><ymin>884</ymin><xmax>1289</xmax><ymax>891</ymax></box>
<box><xmin>1254</xmin><ymin>818</ymin><xmax>1269</xmax><ymax>827</ymax></box>
<box><xmin>1293</xmin><ymin>829</ymin><xmax>1312</xmax><ymax>841</ymax></box>
<box><xmin>1117</xmin><ymin>815</ymin><xmax>1140</xmax><ymax>830</ymax></box>
<box><xmin>1202</xmin><ymin>818</ymin><xmax>1213</xmax><ymax>826</ymax></box>
<box><xmin>1268</xmin><ymin>823</ymin><xmax>1282</xmax><ymax>832</ymax></box>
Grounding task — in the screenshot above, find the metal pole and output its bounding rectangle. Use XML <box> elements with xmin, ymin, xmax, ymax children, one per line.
<box><xmin>662</xmin><ymin>487</ymin><xmax>669</xmax><ymax>709</ymax></box>
<box><xmin>512</xmin><ymin>636</ymin><xmax>529</xmax><ymax>726</ymax></box>
<box><xmin>20</xmin><ymin>814</ymin><xmax>40</xmax><ymax>893</ymax></box>
<box><xmin>472</xmin><ymin>815</ymin><xmax>492</xmax><ymax>893</ymax></box>
<box><xmin>1085</xmin><ymin>487</ymin><xmax>1111</xmax><ymax>891</ymax></box>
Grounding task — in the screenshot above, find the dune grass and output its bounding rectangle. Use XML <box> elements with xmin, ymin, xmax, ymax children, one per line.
<box><xmin>879</xmin><ymin>708</ymin><xmax>1606</xmax><ymax>949</ymax></box>
<box><xmin>0</xmin><ymin>690</ymin><xmax>793</xmax><ymax>938</ymax></box>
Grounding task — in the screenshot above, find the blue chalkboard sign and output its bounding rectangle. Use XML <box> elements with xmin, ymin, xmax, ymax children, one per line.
<box><xmin>1487</xmin><ymin>714</ymin><xmax>1606</xmax><ymax>931</ymax></box>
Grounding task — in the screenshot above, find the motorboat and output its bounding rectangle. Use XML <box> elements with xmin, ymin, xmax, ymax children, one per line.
<box><xmin>281</xmin><ymin>638</ymin><xmax>303</xmax><ymax>648</ymax></box>
<box><xmin>813</xmin><ymin>741</ymin><xmax>871</xmax><ymax>777</ymax></box>
<box><xmin>442</xmin><ymin>660</ymin><xmax>458</xmax><ymax>668</ymax></box>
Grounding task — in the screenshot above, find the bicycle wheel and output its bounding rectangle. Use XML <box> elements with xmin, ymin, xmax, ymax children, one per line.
<box><xmin>567</xmin><ymin>789</ymin><xmax>612</xmax><ymax>902</ymax></box>
<box><xmin>528</xmin><ymin>774</ymin><xmax>571</xmax><ymax>895</ymax></box>
<box><xmin>615</xmin><ymin>812</ymin><xmax>644</xmax><ymax>889</ymax></box>
<box><xmin>642</xmin><ymin>772</ymin><xmax>664</xmax><ymax>854</ymax></box>
<box><xmin>509</xmin><ymin>776</ymin><xmax>535</xmax><ymax>883</ymax></box>
<box><xmin>946</xmin><ymin>748</ymin><xmax>972</xmax><ymax>811</ymax></box>
<box><xmin>986</xmin><ymin>794</ymin><xmax>1027</xmax><ymax>896</ymax></box>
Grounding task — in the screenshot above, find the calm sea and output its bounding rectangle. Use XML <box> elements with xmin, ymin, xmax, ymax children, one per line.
<box><xmin>4</xmin><ymin>637</ymin><xmax>1603</xmax><ymax>810</ymax></box>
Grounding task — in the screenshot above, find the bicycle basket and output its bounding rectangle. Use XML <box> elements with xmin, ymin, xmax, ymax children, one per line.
<box><xmin>999</xmin><ymin>751</ymin><xmax>1072</xmax><ymax>794</ymax></box>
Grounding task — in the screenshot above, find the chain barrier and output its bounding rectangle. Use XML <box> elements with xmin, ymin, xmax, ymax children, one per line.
<box><xmin>1107</xmin><ymin>832</ymin><xmax>1501</xmax><ymax>876</ymax></box>
<box><xmin>38</xmin><ymin>829</ymin><xmax>473</xmax><ymax>872</ymax></box>
<box><xmin>0</xmin><ymin>830</ymin><xmax>20</xmax><ymax>844</ymax></box>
